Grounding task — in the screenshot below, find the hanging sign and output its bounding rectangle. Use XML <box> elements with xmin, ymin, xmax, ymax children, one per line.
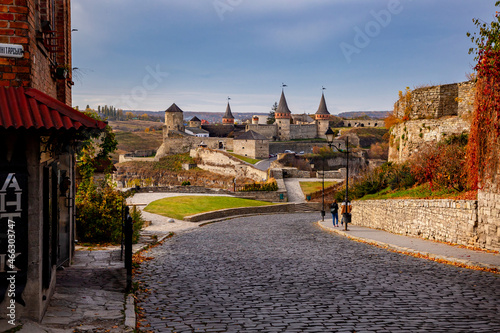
<box><xmin>0</xmin><ymin>43</ymin><xmax>24</xmax><ymax>58</ymax></box>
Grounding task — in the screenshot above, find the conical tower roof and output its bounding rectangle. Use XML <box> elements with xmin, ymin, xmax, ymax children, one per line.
<box><xmin>277</xmin><ymin>90</ymin><xmax>292</xmax><ymax>114</ymax></box>
<box><xmin>223</xmin><ymin>102</ymin><xmax>234</xmax><ymax>120</ymax></box>
<box><xmin>315</xmin><ymin>93</ymin><xmax>330</xmax><ymax>115</ymax></box>
<box><xmin>165</xmin><ymin>103</ymin><xmax>183</xmax><ymax>113</ymax></box>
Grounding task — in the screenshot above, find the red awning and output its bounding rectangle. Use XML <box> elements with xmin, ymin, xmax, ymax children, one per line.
<box><xmin>0</xmin><ymin>87</ymin><xmax>106</xmax><ymax>131</ymax></box>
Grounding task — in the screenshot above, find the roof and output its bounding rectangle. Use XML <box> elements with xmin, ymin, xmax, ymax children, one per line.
<box><xmin>0</xmin><ymin>87</ymin><xmax>106</xmax><ymax>131</ymax></box>
<box><xmin>235</xmin><ymin>130</ymin><xmax>268</xmax><ymax>141</ymax></box>
<box><xmin>165</xmin><ymin>103</ymin><xmax>183</xmax><ymax>113</ymax></box>
<box><xmin>277</xmin><ymin>90</ymin><xmax>292</xmax><ymax>114</ymax></box>
<box><xmin>292</xmin><ymin>113</ymin><xmax>315</xmax><ymax>123</ymax></box>
<box><xmin>189</xmin><ymin>116</ymin><xmax>201</xmax><ymax>122</ymax></box>
<box><xmin>202</xmin><ymin>124</ymin><xmax>246</xmax><ymax>137</ymax></box>
<box><xmin>185</xmin><ymin>127</ymin><xmax>209</xmax><ymax>135</ymax></box>
<box><xmin>223</xmin><ymin>102</ymin><xmax>234</xmax><ymax>119</ymax></box>
<box><xmin>315</xmin><ymin>93</ymin><xmax>330</xmax><ymax>115</ymax></box>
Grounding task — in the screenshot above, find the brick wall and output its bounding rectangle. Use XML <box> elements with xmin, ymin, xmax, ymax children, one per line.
<box><xmin>0</xmin><ymin>0</ymin><xmax>72</xmax><ymax>104</ymax></box>
<box><xmin>353</xmin><ymin>199</ymin><xmax>485</xmax><ymax>249</ymax></box>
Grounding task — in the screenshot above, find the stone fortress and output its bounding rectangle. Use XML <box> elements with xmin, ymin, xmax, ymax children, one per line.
<box><xmin>388</xmin><ymin>80</ymin><xmax>476</xmax><ymax>162</ymax></box>
<box><xmin>155</xmin><ymin>90</ymin><xmax>384</xmax><ymax>160</ymax></box>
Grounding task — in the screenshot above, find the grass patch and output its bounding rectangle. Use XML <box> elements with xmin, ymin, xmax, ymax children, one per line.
<box><xmin>144</xmin><ymin>196</ymin><xmax>276</xmax><ymax>220</ymax></box>
<box><xmin>359</xmin><ymin>184</ymin><xmax>470</xmax><ymax>200</ymax></box>
<box><xmin>114</xmin><ymin>131</ymin><xmax>163</xmax><ymax>152</ymax></box>
<box><xmin>229</xmin><ymin>153</ymin><xmax>261</xmax><ymax>165</ymax></box>
<box><xmin>300</xmin><ymin>181</ymin><xmax>336</xmax><ymax>196</ymax></box>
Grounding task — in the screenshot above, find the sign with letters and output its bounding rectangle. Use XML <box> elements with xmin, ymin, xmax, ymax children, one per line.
<box><xmin>0</xmin><ymin>172</ymin><xmax>28</xmax><ymax>307</ymax></box>
<box><xmin>0</xmin><ymin>43</ymin><xmax>24</xmax><ymax>59</ymax></box>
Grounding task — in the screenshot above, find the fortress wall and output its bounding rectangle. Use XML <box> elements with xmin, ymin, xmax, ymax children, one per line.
<box><xmin>155</xmin><ymin>137</ymin><xmax>233</xmax><ymax>160</ymax></box>
<box><xmin>394</xmin><ymin>81</ymin><xmax>476</xmax><ymax>120</ymax></box>
<box><xmin>388</xmin><ymin>117</ymin><xmax>470</xmax><ymax>163</ymax></box>
<box><xmin>190</xmin><ymin>148</ymin><xmax>268</xmax><ymax>182</ymax></box>
<box><xmin>289</xmin><ymin>124</ymin><xmax>317</xmax><ymax>140</ymax></box>
<box><xmin>246</xmin><ymin>124</ymin><xmax>278</xmax><ymax>140</ymax></box>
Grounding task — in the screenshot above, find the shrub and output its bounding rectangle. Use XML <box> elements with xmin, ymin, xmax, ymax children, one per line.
<box><xmin>181</xmin><ymin>181</ymin><xmax>191</xmax><ymax>186</ymax></box>
<box><xmin>239</xmin><ymin>178</ymin><xmax>278</xmax><ymax>192</ymax></box>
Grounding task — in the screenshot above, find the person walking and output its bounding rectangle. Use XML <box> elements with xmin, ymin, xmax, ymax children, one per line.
<box><xmin>330</xmin><ymin>200</ymin><xmax>339</xmax><ymax>227</ymax></box>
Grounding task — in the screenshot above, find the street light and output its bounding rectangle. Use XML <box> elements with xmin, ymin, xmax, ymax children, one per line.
<box><xmin>324</xmin><ymin>127</ymin><xmax>350</xmax><ymax>231</ymax></box>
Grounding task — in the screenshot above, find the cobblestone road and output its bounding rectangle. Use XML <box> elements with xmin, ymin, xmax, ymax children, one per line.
<box><xmin>135</xmin><ymin>213</ymin><xmax>500</xmax><ymax>332</ymax></box>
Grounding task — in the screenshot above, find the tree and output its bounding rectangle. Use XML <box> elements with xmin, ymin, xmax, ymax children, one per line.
<box><xmin>126</xmin><ymin>112</ymin><xmax>134</xmax><ymax>120</ymax></box>
<box><xmin>267</xmin><ymin>102</ymin><xmax>277</xmax><ymax>124</ymax></box>
<box><xmin>75</xmin><ymin>111</ymin><xmax>142</xmax><ymax>243</ymax></box>
<box><xmin>466</xmin><ymin>2</ymin><xmax>500</xmax><ymax>190</ymax></box>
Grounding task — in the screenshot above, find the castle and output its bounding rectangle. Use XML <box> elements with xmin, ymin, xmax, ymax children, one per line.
<box><xmin>155</xmin><ymin>90</ymin><xmax>382</xmax><ymax>159</ymax></box>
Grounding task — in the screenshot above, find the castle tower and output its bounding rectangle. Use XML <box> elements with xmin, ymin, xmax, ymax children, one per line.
<box><xmin>315</xmin><ymin>92</ymin><xmax>331</xmax><ymax>139</ymax></box>
<box><xmin>222</xmin><ymin>102</ymin><xmax>235</xmax><ymax>124</ymax></box>
<box><xmin>189</xmin><ymin>116</ymin><xmax>202</xmax><ymax>128</ymax></box>
<box><xmin>275</xmin><ymin>90</ymin><xmax>292</xmax><ymax>141</ymax></box>
<box><xmin>164</xmin><ymin>103</ymin><xmax>185</xmax><ymax>134</ymax></box>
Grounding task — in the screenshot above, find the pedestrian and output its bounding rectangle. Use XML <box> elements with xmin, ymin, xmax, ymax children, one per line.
<box><xmin>330</xmin><ymin>200</ymin><xmax>339</xmax><ymax>227</ymax></box>
<box><xmin>340</xmin><ymin>201</ymin><xmax>352</xmax><ymax>226</ymax></box>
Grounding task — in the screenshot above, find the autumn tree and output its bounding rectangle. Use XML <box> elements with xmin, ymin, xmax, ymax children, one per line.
<box><xmin>466</xmin><ymin>1</ymin><xmax>500</xmax><ymax>190</ymax></box>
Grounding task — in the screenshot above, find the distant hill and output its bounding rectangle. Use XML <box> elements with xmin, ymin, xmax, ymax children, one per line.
<box><xmin>123</xmin><ymin>110</ymin><xmax>390</xmax><ymax>123</ymax></box>
<box><xmin>337</xmin><ymin>111</ymin><xmax>391</xmax><ymax>119</ymax></box>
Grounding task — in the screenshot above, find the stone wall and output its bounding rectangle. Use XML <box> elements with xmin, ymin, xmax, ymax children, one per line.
<box><xmin>388</xmin><ymin>117</ymin><xmax>470</xmax><ymax>162</ymax></box>
<box><xmin>190</xmin><ymin>148</ymin><xmax>268</xmax><ymax>182</ymax></box>
<box><xmin>234</xmin><ymin>139</ymin><xmax>269</xmax><ymax>159</ymax></box>
<box><xmin>477</xmin><ymin>190</ymin><xmax>500</xmax><ymax>251</ymax></box>
<box><xmin>246</xmin><ymin>124</ymin><xmax>278</xmax><ymax>140</ymax></box>
<box><xmin>289</xmin><ymin>124</ymin><xmax>318</xmax><ymax>140</ymax></box>
<box><xmin>353</xmin><ymin>199</ymin><xmax>483</xmax><ymax>248</ymax></box>
<box><xmin>155</xmin><ymin>137</ymin><xmax>233</xmax><ymax>160</ymax></box>
<box><xmin>128</xmin><ymin>185</ymin><xmax>287</xmax><ymax>203</ymax></box>
<box><xmin>343</xmin><ymin>119</ymin><xmax>385</xmax><ymax>128</ymax></box>
<box><xmin>395</xmin><ymin>81</ymin><xmax>475</xmax><ymax>120</ymax></box>
<box><xmin>269</xmin><ymin>141</ymin><xmax>345</xmax><ymax>155</ymax></box>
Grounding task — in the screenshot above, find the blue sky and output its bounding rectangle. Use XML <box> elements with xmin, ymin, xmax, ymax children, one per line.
<box><xmin>71</xmin><ymin>0</ymin><xmax>496</xmax><ymax>114</ymax></box>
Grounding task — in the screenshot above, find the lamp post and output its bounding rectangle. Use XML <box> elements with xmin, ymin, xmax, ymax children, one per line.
<box><xmin>325</xmin><ymin>128</ymin><xmax>350</xmax><ymax>231</ymax></box>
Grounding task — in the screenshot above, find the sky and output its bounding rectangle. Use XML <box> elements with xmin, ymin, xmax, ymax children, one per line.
<box><xmin>71</xmin><ymin>0</ymin><xmax>497</xmax><ymax>115</ymax></box>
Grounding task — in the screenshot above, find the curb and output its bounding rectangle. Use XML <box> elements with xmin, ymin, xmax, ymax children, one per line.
<box><xmin>317</xmin><ymin>221</ymin><xmax>500</xmax><ymax>274</ymax></box>
<box><xmin>124</xmin><ymin>294</ymin><xmax>136</xmax><ymax>332</ymax></box>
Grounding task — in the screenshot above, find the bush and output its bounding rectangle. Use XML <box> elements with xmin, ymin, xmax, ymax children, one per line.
<box><xmin>76</xmin><ymin>179</ymin><xmax>128</xmax><ymax>244</ymax></box>
<box><xmin>239</xmin><ymin>178</ymin><xmax>278</xmax><ymax>192</ymax></box>
<box><xmin>181</xmin><ymin>181</ymin><xmax>191</xmax><ymax>186</ymax></box>
<box><xmin>410</xmin><ymin>136</ymin><xmax>468</xmax><ymax>191</ymax></box>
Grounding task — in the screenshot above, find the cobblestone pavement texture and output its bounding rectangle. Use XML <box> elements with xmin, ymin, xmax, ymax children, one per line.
<box><xmin>38</xmin><ymin>250</ymin><xmax>128</xmax><ymax>333</ymax></box>
<box><xmin>135</xmin><ymin>213</ymin><xmax>500</xmax><ymax>332</ymax></box>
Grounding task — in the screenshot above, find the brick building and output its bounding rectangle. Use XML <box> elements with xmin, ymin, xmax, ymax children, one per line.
<box><xmin>0</xmin><ymin>0</ymin><xmax>107</xmax><ymax>323</ymax></box>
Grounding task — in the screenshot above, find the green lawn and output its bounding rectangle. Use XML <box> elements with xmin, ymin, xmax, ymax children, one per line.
<box><xmin>144</xmin><ymin>196</ymin><xmax>276</xmax><ymax>220</ymax></box>
<box><xmin>229</xmin><ymin>153</ymin><xmax>261</xmax><ymax>165</ymax></box>
<box><xmin>300</xmin><ymin>181</ymin><xmax>337</xmax><ymax>196</ymax></box>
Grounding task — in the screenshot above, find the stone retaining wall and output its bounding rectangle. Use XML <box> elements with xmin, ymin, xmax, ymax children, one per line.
<box><xmin>190</xmin><ymin>148</ymin><xmax>268</xmax><ymax>182</ymax></box>
<box><xmin>353</xmin><ymin>199</ymin><xmax>481</xmax><ymax>248</ymax></box>
<box><xmin>130</xmin><ymin>185</ymin><xmax>287</xmax><ymax>203</ymax></box>
<box><xmin>477</xmin><ymin>190</ymin><xmax>500</xmax><ymax>251</ymax></box>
